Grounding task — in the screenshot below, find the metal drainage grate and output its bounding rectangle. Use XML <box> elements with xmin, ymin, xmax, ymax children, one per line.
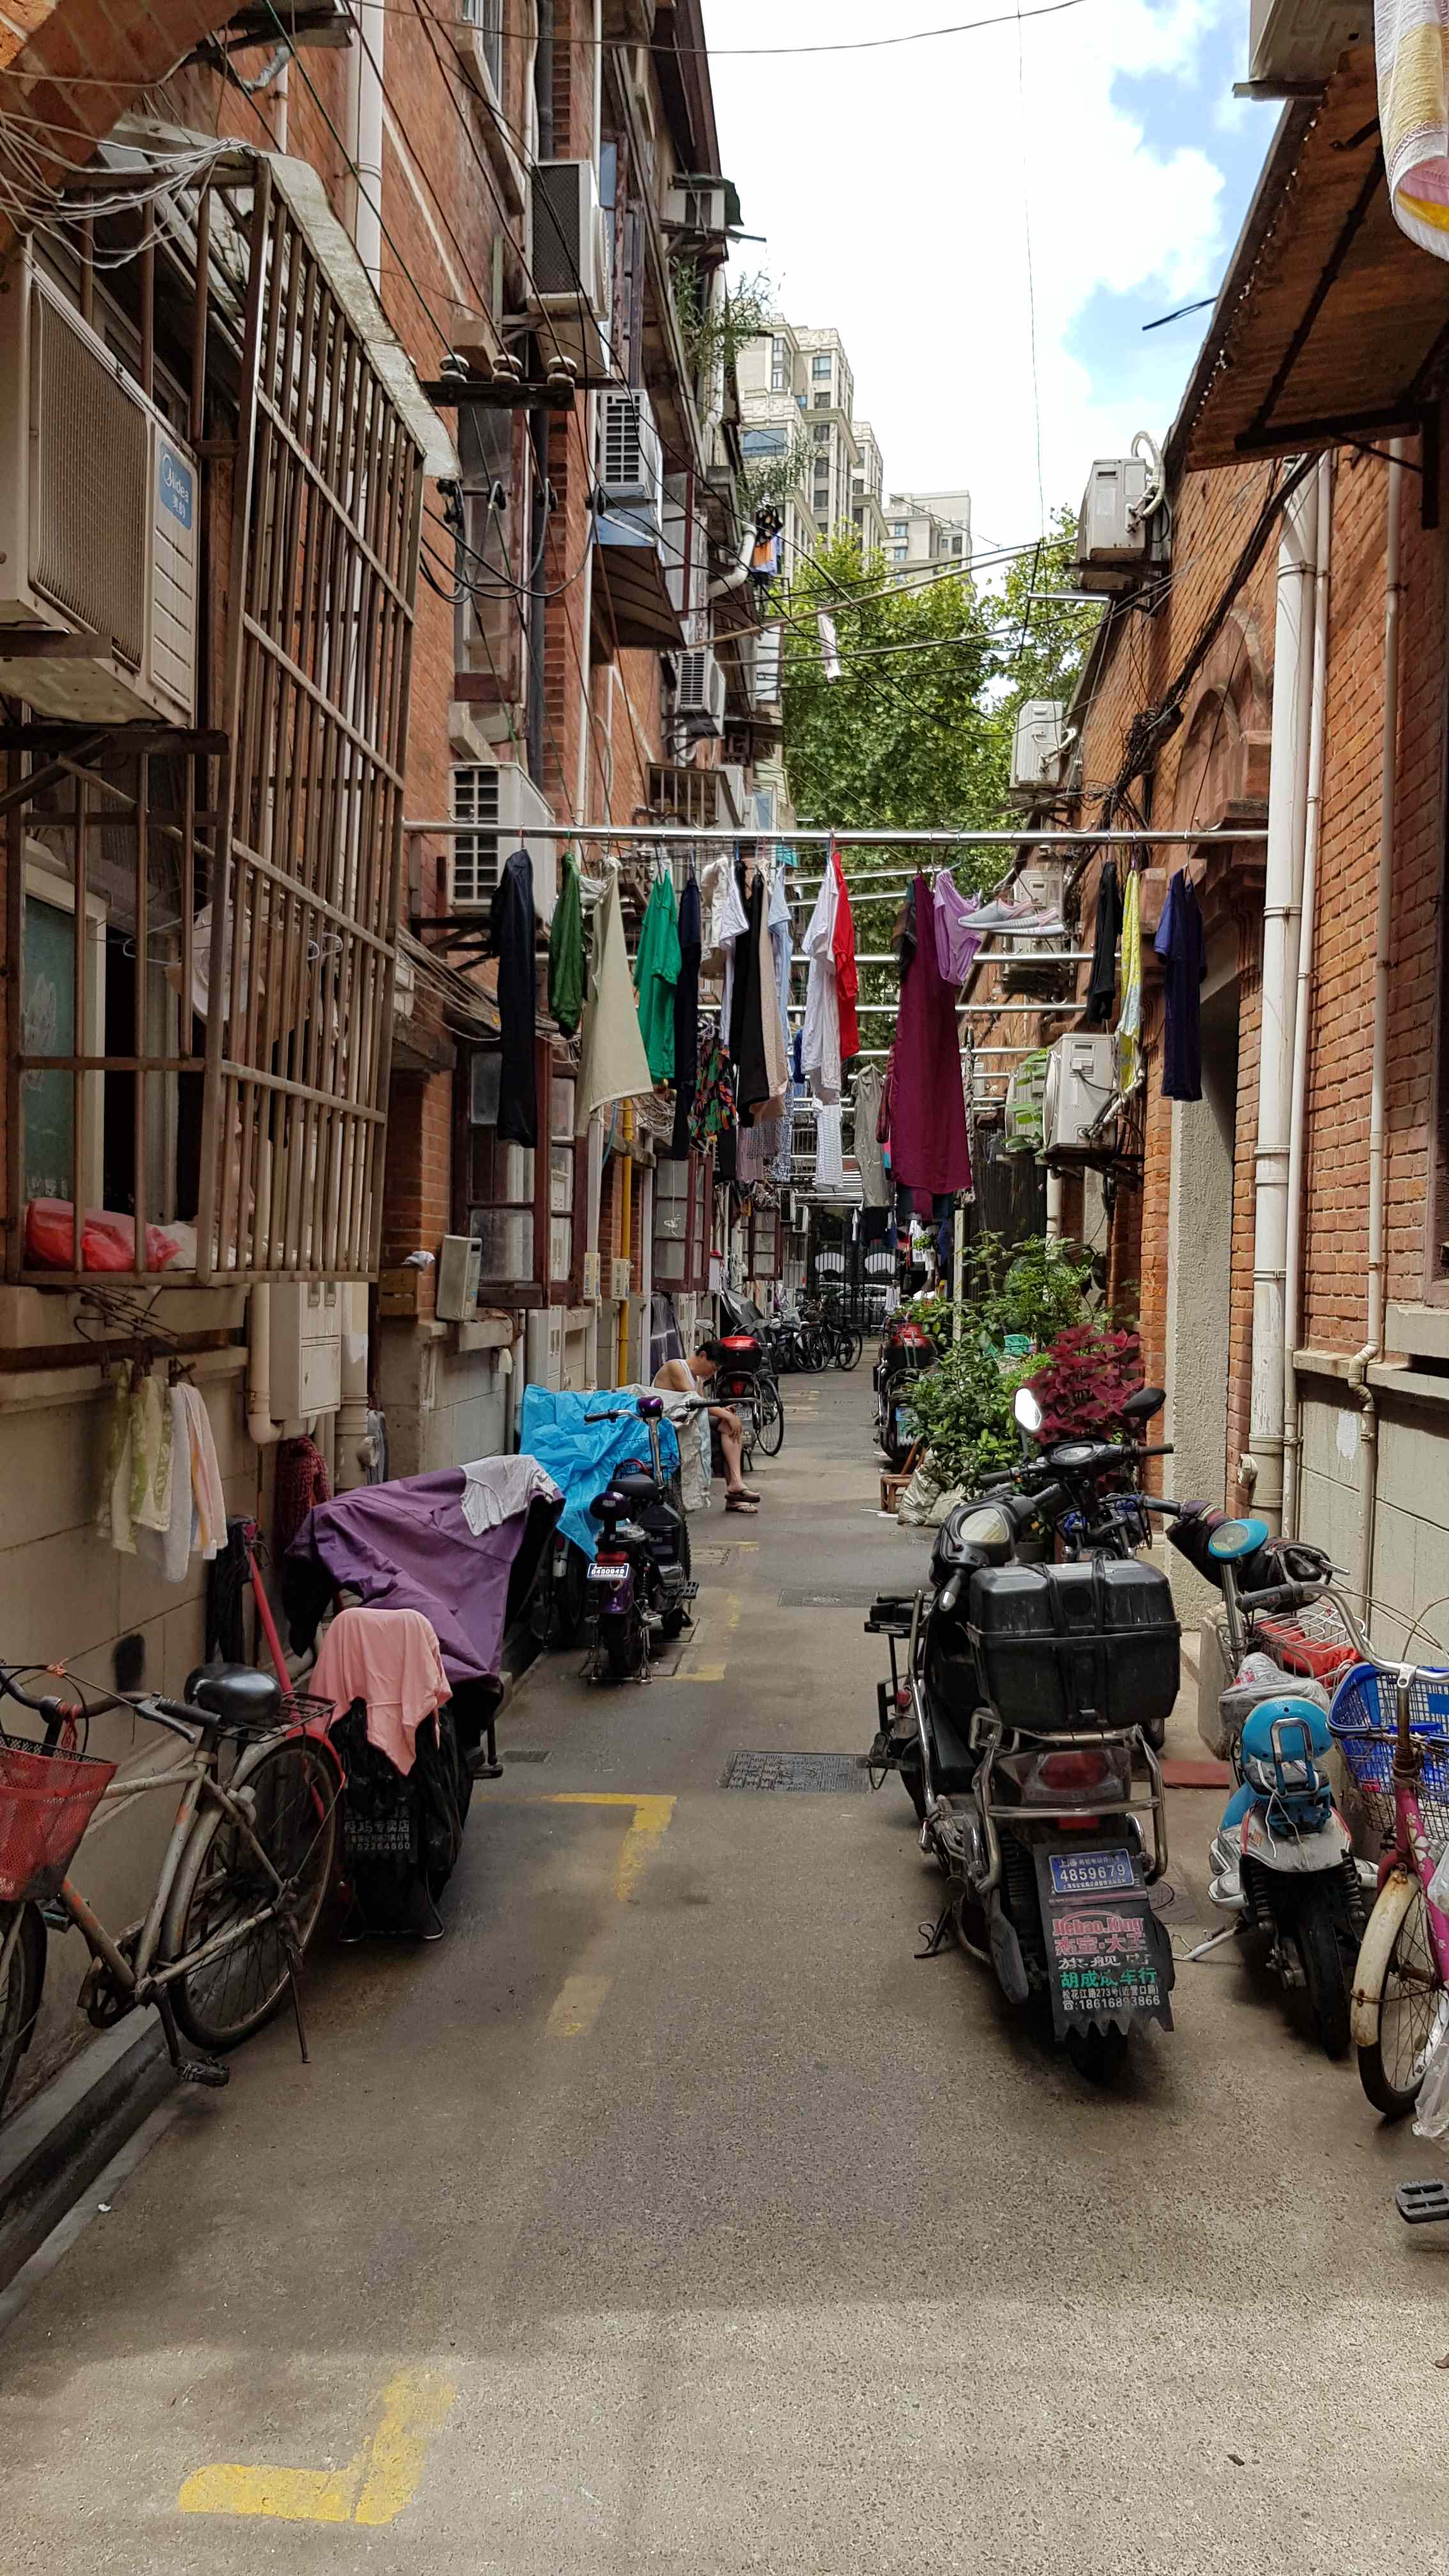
<box><xmin>722</xmin><ymin>1750</ymin><xmax>869</xmax><ymax>1794</ymax></box>
<box><xmin>503</xmin><ymin>1749</ymin><xmax>551</xmax><ymax>1763</ymax></box>
<box><xmin>776</xmin><ymin>1586</ymin><xmax>881</xmax><ymax>1610</ymax></box>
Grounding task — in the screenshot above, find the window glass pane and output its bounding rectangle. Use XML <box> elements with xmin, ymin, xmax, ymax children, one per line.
<box><xmin>471</xmin><ymin>1207</ymin><xmax>533</xmax><ymax>1280</ymax></box>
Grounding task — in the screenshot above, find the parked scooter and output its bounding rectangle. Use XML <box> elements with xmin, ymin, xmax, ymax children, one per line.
<box><xmin>866</xmin><ymin>1481</ymin><xmax>1179</xmax><ymax>2080</ymax></box>
<box><xmin>1171</xmin><ymin>1517</ymin><xmax>1367</xmax><ymax>2055</ymax></box>
<box><xmin>582</xmin><ymin>1395</ymin><xmax>702</xmax><ymax>1682</ymax></box>
<box><xmin>989</xmin><ymin>1381</ymin><xmax>1174</xmax><ymax>1558</ymax></box>
<box><xmin>875</xmin><ymin>1314</ymin><xmax>935</xmax><ymax>1468</ymax></box>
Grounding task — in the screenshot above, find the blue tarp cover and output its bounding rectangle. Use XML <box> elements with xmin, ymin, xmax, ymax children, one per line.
<box><xmin>519</xmin><ymin>1386</ymin><xmax>679</xmax><ymax>1558</ymax></box>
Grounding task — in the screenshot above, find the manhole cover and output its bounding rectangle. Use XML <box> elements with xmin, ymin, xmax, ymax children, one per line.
<box><xmin>722</xmin><ymin>1751</ymin><xmax>868</xmax><ymax>1794</ymax></box>
<box><xmin>776</xmin><ymin>1586</ymin><xmax>880</xmax><ymax>1609</ymax></box>
<box><xmin>503</xmin><ymin>1749</ymin><xmax>550</xmax><ymax>1763</ymax></box>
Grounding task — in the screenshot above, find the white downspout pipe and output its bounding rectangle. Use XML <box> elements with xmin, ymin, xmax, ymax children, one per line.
<box><xmin>1045</xmin><ymin>1167</ymin><xmax>1063</xmax><ymax>1243</ymax></box>
<box><xmin>335</xmin><ymin>1281</ymin><xmax>372</xmax><ymax>1490</ymax></box>
<box><xmin>1282</xmin><ymin>453</ymin><xmax>1333</xmax><ymax>1537</ymax></box>
<box><xmin>572</xmin><ymin>0</ymin><xmax>603</xmax><ymax>824</ymax></box>
<box><xmin>1245</xmin><ymin>468</ymin><xmax>1318</xmax><ymax>1528</ymax></box>
<box><xmin>1351</xmin><ymin>439</ymin><xmax>1405</xmax><ymax>1609</ymax></box>
<box><xmin>348</xmin><ymin>0</ymin><xmax>384</xmax><ymax>293</ymax></box>
<box><xmin>245</xmin><ymin>1285</ymin><xmax>283</xmax><ymax>1449</ymax></box>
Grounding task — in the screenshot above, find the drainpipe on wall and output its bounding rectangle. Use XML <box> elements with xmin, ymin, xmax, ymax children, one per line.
<box><xmin>346</xmin><ymin>0</ymin><xmax>384</xmax><ymax>291</ymax></box>
<box><xmin>335</xmin><ymin>1282</ymin><xmax>372</xmax><ymax>1490</ymax></box>
<box><xmin>1045</xmin><ymin>1167</ymin><xmax>1062</xmax><ymax>1243</ymax></box>
<box><xmin>570</xmin><ymin>0</ymin><xmax>604</xmax><ymax>826</ymax></box>
<box><xmin>1243</xmin><ymin>468</ymin><xmax>1319</xmax><ymax>1529</ymax></box>
<box><xmin>245</xmin><ymin>1286</ymin><xmax>284</xmax><ymax>1449</ymax></box>
<box><xmin>1282</xmin><ymin>453</ymin><xmax>1334</xmax><ymax>1536</ymax></box>
<box><xmin>1351</xmin><ymin>438</ymin><xmax>1406</xmax><ymax>1611</ymax></box>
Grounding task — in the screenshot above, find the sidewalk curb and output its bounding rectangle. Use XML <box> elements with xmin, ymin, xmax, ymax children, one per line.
<box><xmin>0</xmin><ymin>2018</ymin><xmax>175</xmax><ymax>2299</ymax></box>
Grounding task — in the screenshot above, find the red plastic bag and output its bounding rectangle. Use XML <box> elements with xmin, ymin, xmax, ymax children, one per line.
<box><xmin>24</xmin><ymin>1198</ymin><xmax>180</xmax><ymax>1273</ymax></box>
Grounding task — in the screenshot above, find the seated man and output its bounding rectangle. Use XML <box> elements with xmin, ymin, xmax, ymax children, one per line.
<box><xmin>654</xmin><ymin>1338</ymin><xmax>762</xmax><ymax>1516</ymax></box>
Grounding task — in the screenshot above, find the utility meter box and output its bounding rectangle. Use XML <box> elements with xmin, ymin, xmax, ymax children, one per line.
<box><xmin>271</xmin><ymin>1280</ymin><xmax>342</xmax><ymax>1418</ymax></box>
<box><xmin>436</xmin><ymin>1232</ymin><xmax>482</xmax><ymax>1322</ymax></box>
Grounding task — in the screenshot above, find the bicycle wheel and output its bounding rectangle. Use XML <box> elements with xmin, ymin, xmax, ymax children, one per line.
<box><xmin>1293</xmin><ymin>1891</ymin><xmax>1352</xmax><ymax>2060</ymax></box>
<box><xmin>1358</xmin><ymin>1879</ymin><xmax>1447</xmax><ymax>2118</ymax></box>
<box><xmin>164</xmin><ymin>1735</ymin><xmax>341</xmax><ymax>2053</ymax></box>
<box><xmin>0</xmin><ymin>1903</ymin><xmax>45</xmax><ymax>2121</ymax></box>
<box><xmin>805</xmin><ymin>1323</ymin><xmax>831</xmax><ymax>1373</ymax></box>
<box><xmin>755</xmin><ymin>1374</ymin><xmax>785</xmax><ymax>1457</ymax></box>
<box><xmin>834</xmin><ymin>1326</ymin><xmax>864</xmax><ymax>1372</ymax></box>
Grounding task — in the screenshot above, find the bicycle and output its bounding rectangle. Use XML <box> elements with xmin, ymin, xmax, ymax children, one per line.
<box><xmin>0</xmin><ymin>1660</ymin><xmax>342</xmax><ymax>2117</ymax></box>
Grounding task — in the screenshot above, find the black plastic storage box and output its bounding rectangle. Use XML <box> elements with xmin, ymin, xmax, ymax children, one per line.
<box><xmin>967</xmin><ymin>1560</ymin><xmax>1179</xmax><ymax>1734</ymax></box>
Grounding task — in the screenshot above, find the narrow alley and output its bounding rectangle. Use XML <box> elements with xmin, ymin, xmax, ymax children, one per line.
<box><xmin>3</xmin><ymin>1373</ymin><xmax>1447</xmax><ymax>2576</ymax></box>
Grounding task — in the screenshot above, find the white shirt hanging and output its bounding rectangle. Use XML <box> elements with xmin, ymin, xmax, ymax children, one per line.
<box><xmin>801</xmin><ymin>868</ymin><xmax>841</xmax><ymax>1105</ymax></box>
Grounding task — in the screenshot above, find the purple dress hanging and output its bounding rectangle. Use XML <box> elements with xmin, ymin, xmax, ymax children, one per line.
<box><xmin>891</xmin><ymin>870</ymin><xmax>972</xmax><ymax>1195</ymax></box>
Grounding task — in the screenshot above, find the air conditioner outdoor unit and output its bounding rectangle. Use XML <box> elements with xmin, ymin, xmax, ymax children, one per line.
<box><xmin>0</xmin><ymin>250</ymin><xmax>199</xmax><ymax>725</ymax></box>
<box><xmin>599</xmin><ymin>388</ymin><xmax>663</xmax><ymax>514</ymax></box>
<box><xmin>665</xmin><ymin>176</ymin><xmax>730</xmax><ymax>237</ymax></box>
<box><xmin>526</xmin><ymin>160</ymin><xmax>610</xmax><ymax>373</ymax></box>
<box><xmin>1002</xmin><ymin>1050</ymin><xmax>1050</xmax><ymax>1157</ymax></box>
<box><xmin>717</xmin><ymin>763</ymin><xmax>746</xmax><ymax>825</ymax></box>
<box><xmin>677</xmin><ymin>647</ymin><xmax>726</xmax><ymax>736</ymax></box>
<box><xmin>449</xmin><ymin>760</ymin><xmax>557</xmax><ymax>914</ymax></box>
<box><xmin>525</xmin><ymin>1305</ymin><xmax>565</xmax><ymax>1392</ymax></box>
<box><xmin>1246</xmin><ymin>0</ymin><xmax>1365</xmax><ymax>92</ymax></box>
<box><xmin>1075</xmin><ymin>458</ymin><xmax>1169</xmax><ymax>594</ymax></box>
<box><xmin>1043</xmin><ymin>1033</ymin><xmax>1117</xmax><ymax>1155</ymax></box>
<box><xmin>1009</xmin><ymin>700</ymin><xmax>1066</xmax><ymax>804</ymax></box>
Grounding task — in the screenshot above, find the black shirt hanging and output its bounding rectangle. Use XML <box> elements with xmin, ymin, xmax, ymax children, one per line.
<box><xmin>728</xmin><ymin>866</ymin><xmax>771</xmax><ymax>1126</ymax></box>
<box><xmin>488</xmin><ymin>847</ymin><xmax>537</xmax><ymax>1146</ymax></box>
<box><xmin>1084</xmin><ymin>862</ymin><xmax>1123</xmax><ymax>1028</ymax></box>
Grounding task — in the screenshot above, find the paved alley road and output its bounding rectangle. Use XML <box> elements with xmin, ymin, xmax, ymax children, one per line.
<box><xmin>4</xmin><ymin>1372</ymin><xmax>1449</xmax><ymax>2575</ymax></box>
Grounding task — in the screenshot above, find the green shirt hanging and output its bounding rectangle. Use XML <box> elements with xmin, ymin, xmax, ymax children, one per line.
<box><xmin>548</xmin><ymin>850</ymin><xmax>586</xmax><ymax>1036</ymax></box>
<box><xmin>633</xmin><ymin>869</ymin><xmax>681</xmax><ymax>1084</ymax></box>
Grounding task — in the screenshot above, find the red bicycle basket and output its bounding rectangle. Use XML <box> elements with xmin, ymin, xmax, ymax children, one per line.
<box><xmin>0</xmin><ymin>1731</ymin><xmax>116</xmax><ymax>1903</ymax></box>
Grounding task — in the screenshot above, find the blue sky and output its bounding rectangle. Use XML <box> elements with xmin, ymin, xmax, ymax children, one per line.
<box><xmin>705</xmin><ymin>0</ymin><xmax>1282</xmax><ymax>553</ymax></box>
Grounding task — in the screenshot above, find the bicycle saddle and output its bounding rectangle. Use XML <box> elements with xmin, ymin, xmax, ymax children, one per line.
<box><xmin>612</xmin><ymin>1470</ymin><xmax>663</xmax><ymax>1504</ymax></box>
<box><xmin>184</xmin><ymin>1664</ymin><xmax>283</xmax><ymax>1733</ymax></box>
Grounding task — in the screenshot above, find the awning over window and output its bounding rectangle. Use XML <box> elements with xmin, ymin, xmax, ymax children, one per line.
<box><xmin>1178</xmin><ymin>45</ymin><xmax>1449</xmax><ymax>471</ymax></box>
<box><xmin>592</xmin><ymin>516</ymin><xmax>685</xmax><ymax>653</ymax></box>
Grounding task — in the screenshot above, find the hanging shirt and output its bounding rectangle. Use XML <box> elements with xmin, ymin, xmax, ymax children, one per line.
<box><xmin>852</xmin><ymin>1068</ymin><xmax>891</xmax><ymax>1208</ymax></box>
<box><xmin>488</xmin><ymin>848</ymin><xmax>537</xmax><ymax>1146</ymax></box>
<box><xmin>758</xmin><ymin>873</ymin><xmax>789</xmax><ymax>1114</ymax></box>
<box><xmin>633</xmin><ymin>870</ymin><xmax>682</xmax><ymax>1084</ymax></box>
<box><xmin>1154</xmin><ymin>868</ymin><xmax>1207</xmax><ymax>1101</ymax></box>
<box><xmin>815</xmin><ymin>1103</ymin><xmax>845</xmax><ymax>1188</ymax></box>
<box><xmin>666</xmin><ymin>873</ymin><xmax>703</xmax><ymax>1162</ymax></box>
<box><xmin>728</xmin><ymin>868</ymin><xmax>774</xmax><ymax>1123</ymax></box>
<box><xmin>1084</xmin><ymin>862</ymin><xmax>1123</xmax><ymax>1029</ymax></box>
<box><xmin>689</xmin><ymin>1029</ymin><xmax>738</xmax><ymax>1151</ymax></box>
<box><xmin>932</xmin><ymin>871</ymin><xmax>983</xmax><ymax>986</ymax></box>
<box><xmin>890</xmin><ymin>870</ymin><xmax>972</xmax><ymax>1196</ymax></box>
<box><xmin>801</xmin><ymin>866</ymin><xmax>841</xmax><ymax>1104</ymax></box>
<box><xmin>575</xmin><ymin>872</ymin><xmax>654</xmax><ymax>1134</ymax></box>
<box><xmin>1116</xmin><ymin>869</ymin><xmax>1142</xmax><ymax>1096</ymax></box>
<box><xmin>548</xmin><ymin>852</ymin><xmax>586</xmax><ymax>1036</ymax></box>
<box><xmin>831</xmin><ymin>851</ymin><xmax>859</xmax><ymax>1060</ymax></box>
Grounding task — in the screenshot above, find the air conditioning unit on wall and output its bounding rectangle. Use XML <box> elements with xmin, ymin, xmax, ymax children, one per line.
<box><xmin>1009</xmin><ymin>701</ymin><xmax>1066</xmax><ymax>804</ymax></box>
<box><xmin>598</xmin><ymin>388</ymin><xmax>664</xmax><ymax>542</ymax></box>
<box><xmin>0</xmin><ymin>249</ymin><xmax>199</xmax><ymax>725</ymax></box>
<box><xmin>677</xmin><ymin>647</ymin><xmax>726</xmax><ymax>736</ymax></box>
<box><xmin>526</xmin><ymin>161</ymin><xmax>610</xmax><ymax>373</ymax></box>
<box><xmin>1075</xmin><ymin>458</ymin><xmax>1169</xmax><ymax>594</ymax></box>
<box><xmin>449</xmin><ymin>761</ymin><xmax>556</xmax><ymax>913</ymax></box>
<box><xmin>1246</xmin><ymin>1</ymin><xmax>1365</xmax><ymax>92</ymax></box>
<box><xmin>1043</xmin><ymin>1034</ymin><xmax>1117</xmax><ymax>1154</ymax></box>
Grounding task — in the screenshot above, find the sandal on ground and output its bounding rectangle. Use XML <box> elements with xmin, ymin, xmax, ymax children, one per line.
<box><xmin>725</xmin><ymin>1492</ymin><xmax>760</xmax><ymax>1514</ymax></box>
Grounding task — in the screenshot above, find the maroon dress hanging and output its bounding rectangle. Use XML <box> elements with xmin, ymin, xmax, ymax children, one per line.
<box><xmin>890</xmin><ymin>870</ymin><xmax>972</xmax><ymax>1195</ymax></box>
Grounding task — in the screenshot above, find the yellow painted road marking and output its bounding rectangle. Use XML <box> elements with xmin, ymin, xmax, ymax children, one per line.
<box><xmin>547</xmin><ymin>1791</ymin><xmax>676</xmax><ymax>1901</ymax></box>
<box><xmin>545</xmin><ymin>1972</ymin><xmax>612</xmax><ymax>2037</ymax></box>
<box><xmin>178</xmin><ymin>2370</ymin><xmax>456</xmax><ymax>2526</ymax></box>
<box><xmin>673</xmin><ymin>1663</ymin><xmax>727</xmax><ymax>1683</ymax></box>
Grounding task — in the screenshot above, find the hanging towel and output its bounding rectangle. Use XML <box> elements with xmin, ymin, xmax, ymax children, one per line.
<box><xmin>891</xmin><ymin>871</ymin><xmax>972</xmax><ymax>1196</ymax></box>
<box><xmin>1084</xmin><ymin>862</ymin><xmax>1123</xmax><ymax>1027</ymax></box>
<box><xmin>181</xmin><ymin>1383</ymin><xmax>227</xmax><ymax>1561</ymax></box>
<box><xmin>309</xmin><ymin>1604</ymin><xmax>451</xmax><ymax>1778</ymax></box>
<box><xmin>96</xmin><ymin>1367</ymin><xmax>135</xmax><ymax>1555</ymax></box>
<box><xmin>1154</xmin><ymin>868</ymin><xmax>1208</xmax><ymax>1101</ymax></box>
<box><xmin>831</xmin><ymin>850</ymin><xmax>859</xmax><ymax>1061</ymax></box>
<box><xmin>932</xmin><ymin>871</ymin><xmax>983</xmax><ymax>986</ymax></box>
<box><xmin>489</xmin><ymin>847</ymin><xmax>537</xmax><ymax>1146</ymax></box>
<box><xmin>1377</xmin><ymin>1</ymin><xmax>1449</xmax><ymax>259</ymax></box>
<box><xmin>801</xmin><ymin>865</ymin><xmax>841</xmax><ymax>1105</ymax></box>
<box><xmin>548</xmin><ymin>851</ymin><xmax>586</xmax><ymax>1036</ymax></box>
<box><xmin>666</xmin><ymin>873</ymin><xmax>703</xmax><ymax>1160</ymax></box>
<box><xmin>1116</xmin><ymin>868</ymin><xmax>1142</xmax><ymax>1096</ymax></box>
<box><xmin>815</xmin><ymin>1103</ymin><xmax>845</xmax><ymax>1188</ymax></box>
<box><xmin>852</xmin><ymin>1068</ymin><xmax>891</xmax><ymax>1208</ymax></box>
<box><xmin>633</xmin><ymin>869</ymin><xmax>682</xmax><ymax>1083</ymax></box>
<box><xmin>161</xmin><ymin>1387</ymin><xmax>192</xmax><ymax>1584</ymax></box>
<box><xmin>458</xmin><ymin>1454</ymin><xmax>562</xmax><ymax>1536</ymax></box>
<box><xmin>576</xmin><ymin>871</ymin><xmax>654</xmax><ymax>1134</ymax></box>
<box><xmin>130</xmin><ymin>1372</ymin><xmax>172</xmax><ymax>1537</ymax></box>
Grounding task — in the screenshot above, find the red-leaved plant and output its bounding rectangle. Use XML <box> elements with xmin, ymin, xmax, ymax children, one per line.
<box><xmin>1025</xmin><ymin>1321</ymin><xmax>1142</xmax><ymax>1445</ymax></box>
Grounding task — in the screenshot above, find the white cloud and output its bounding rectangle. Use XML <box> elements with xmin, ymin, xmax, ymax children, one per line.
<box><xmin>705</xmin><ymin>0</ymin><xmax>1252</xmax><ymax>546</ymax></box>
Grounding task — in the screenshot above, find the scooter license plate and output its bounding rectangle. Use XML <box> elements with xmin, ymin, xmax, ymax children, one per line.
<box><xmin>1047</xmin><ymin>1848</ymin><xmax>1135</xmax><ymax>1897</ymax></box>
<box><xmin>587</xmin><ymin>1563</ymin><xmax>628</xmax><ymax>1584</ymax></box>
<box><xmin>895</xmin><ymin>1406</ymin><xmax>919</xmax><ymax>1441</ymax></box>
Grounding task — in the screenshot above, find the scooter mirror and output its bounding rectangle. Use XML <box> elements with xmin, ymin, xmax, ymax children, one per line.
<box><xmin>1013</xmin><ymin>1385</ymin><xmax>1043</xmax><ymax>1437</ymax></box>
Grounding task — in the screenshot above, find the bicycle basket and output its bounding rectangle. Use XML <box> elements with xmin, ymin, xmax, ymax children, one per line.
<box><xmin>1328</xmin><ymin>1664</ymin><xmax>1449</xmax><ymax>1855</ymax></box>
<box><xmin>0</xmin><ymin>1731</ymin><xmax>116</xmax><ymax>1903</ymax></box>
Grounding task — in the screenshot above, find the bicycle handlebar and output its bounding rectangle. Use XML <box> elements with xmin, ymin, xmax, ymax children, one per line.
<box><xmin>1</xmin><ymin>1665</ymin><xmax>203</xmax><ymax>1745</ymax></box>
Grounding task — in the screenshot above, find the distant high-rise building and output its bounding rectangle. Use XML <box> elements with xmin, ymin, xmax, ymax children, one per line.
<box><xmin>737</xmin><ymin>320</ymin><xmax>955</xmax><ymax>577</ymax></box>
<box><xmin>883</xmin><ymin>488</ymin><xmax>973</xmax><ymax>580</ymax></box>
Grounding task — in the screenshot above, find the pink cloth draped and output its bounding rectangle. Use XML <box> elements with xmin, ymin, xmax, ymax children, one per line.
<box><xmin>309</xmin><ymin>1604</ymin><xmax>451</xmax><ymax>1777</ymax></box>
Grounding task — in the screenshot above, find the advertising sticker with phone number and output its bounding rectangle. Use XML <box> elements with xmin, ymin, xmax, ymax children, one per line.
<box><xmin>1034</xmin><ymin>1853</ymin><xmax>1174</xmax><ymax>2034</ymax></box>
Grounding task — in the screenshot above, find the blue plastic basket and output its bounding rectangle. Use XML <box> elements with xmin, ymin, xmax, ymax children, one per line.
<box><xmin>1328</xmin><ymin>1662</ymin><xmax>1449</xmax><ymax>1853</ymax></box>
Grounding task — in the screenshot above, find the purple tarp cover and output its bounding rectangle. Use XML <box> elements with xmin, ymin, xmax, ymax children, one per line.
<box><xmin>286</xmin><ymin>1470</ymin><xmax>544</xmax><ymax>1685</ymax></box>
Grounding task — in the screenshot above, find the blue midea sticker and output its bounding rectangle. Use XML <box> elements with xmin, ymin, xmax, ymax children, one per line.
<box><xmin>158</xmin><ymin>443</ymin><xmax>193</xmax><ymax>530</ymax></box>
